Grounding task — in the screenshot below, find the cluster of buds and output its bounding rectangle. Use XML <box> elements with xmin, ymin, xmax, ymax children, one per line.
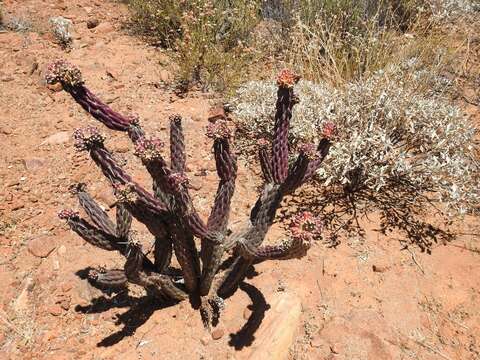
<box><xmin>321</xmin><ymin>121</ymin><xmax>338</xmax><ymax>140</ymax></box>
<box><xmin>134</xmin><ymin>138</ymin><xmax>165</xmax><ymax>163</ymax></box>
<box><xmin>276</xmin><ymin>69</ymin><xmax>301</xmax><ymax>89</ymax></box>
<box><xmin>58</xmin><ymin>209</ymin><xmax>79</xmax><ymax>220</ymax></box>
<box><xmin>73</xmin><ymin>127</ymin><xmax>105</xmax><ymax>151</ymax></box>
<box><xmin>114</xmin><ymin>183</ymin><xmax>138</xmax><ymax>204</ymax></box>
<box><xmin>206</xmin><ymin>120</ymin><xmax>231</xmax><ymax>140</ymax></box>
<box><xmin>167</xmin><ymin>172</ymin><xmax>189</xmax><ymax>192</ymax></box>
<box><xmin>297</xmin><ymin>142</ymin><xmax>318</xmax><ymax>161</ymax></box>
<box><xmin>289</xmin><ymin>211</ymin><xmax>323</xmax><ymax>244</ymax></box>
<box><xmin>45</xmin><ymin>59</ymin><xmax>83</xmax><ymax>87</ymax></box>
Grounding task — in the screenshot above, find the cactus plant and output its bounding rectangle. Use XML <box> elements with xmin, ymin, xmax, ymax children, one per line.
<box><xmin>47</xmin><ymin>60</ymin><xmax>332</xmax><ymax>327</ymax></box>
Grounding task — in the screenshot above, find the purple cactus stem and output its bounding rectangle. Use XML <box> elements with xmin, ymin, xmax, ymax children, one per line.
<box><xmin>170</xmin><ymin>114</ymin><xmax>187</xmax><ymax>173</ymax></box>
<box><xmin>271</xmin><ymin>69</ymin><xmax>299</xmax><ymax>184</ymax></box>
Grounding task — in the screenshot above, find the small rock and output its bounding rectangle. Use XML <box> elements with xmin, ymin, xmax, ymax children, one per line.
<box><xmin>0</xmin><ymin>125</ymin><xmax>12</xmax><ymax>135</ymax></box>
<box><xmin>200</xmin><ymin>335</ymin><xmax>210</xmax><ymax>346</ymax></box>
<box><xmin>1</xmin><ymin>76</ymin><xmax>14</xmax><ymax>82</ymax></box>
<box><xmin>211</xmin><ymin>328</ymin><xmax>224</xmax><ymax>340</ymax></box>
<box><xmin>61</xmin><ymin>282</ymin><xmax>73</xmax><ymax>292</ymax></box>
<box><xmin>11</xmin><ymin>202</ymin><xmax>25</xmax><ymax>211</ymax></box>
<box><xmin>48</xmin><ymin>305</ymin><xmax>63</xmax><ymax>316</ymax></box>
<box><xmin>29</xmin><ymin>61</ymin><xmax>39</xmax><ymax>75</ymax></box>
<box><xmin>87</xmin><ymin>18</ymin><xmax>99</xmax><ymax>29</ymax></box>
<box><xmin>159</xmin><ymin>70</ymin><xmax>171</xmax><ymax>83</ymax></box>
<box><xmin>27</xmin><ymin>235</ymin><xmax>56</xmax><ymax>258</ymax></box>
<box><xmin>23</xmin><ymin>157</ymin><xmax>46</xmax><ymax>171</ymax></box>
<box><xmin>208</xmin><ymin>106</ymin><xmax>226</xmax><ymax>123</ymax></box>
<box><xmin>47</xmin><ymin>82</ymin><xmax>63</xmax><ymax>92</ymax></box>
<box><xmin>243</xmin><ymin>307</ymin><xmax>252</xmax><ymax>320</ymax></box>
<box><xmin>372</xmin><ymin>265</ymin><xmax>388</xmax><ymax>273</ymax></box>
<box><xmin>13</xmin><ymin>277</ymin><xmax>34</xmax><ymax>312</ymax></box>
<box><xmin>42</xmin><ymin>131</ymin><xmax>70</xmax><ymax>145</ymax></box>
<box><xmin>94</xmin><ymin>22</ymin><xmax>114</xmax><ymax>34</ymax></box>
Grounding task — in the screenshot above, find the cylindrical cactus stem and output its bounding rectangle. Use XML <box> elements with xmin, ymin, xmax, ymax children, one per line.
<box><xmin>88</xmin><ymin>268</ymin><xmax>128</xmax><ymax>289</ymax></box>
<box><xmin>271</xmin><ymin>69</ymin><xmax>300</xmax><ymax>184</ymax></box>
<box><xmin>170</xmin><ymin>222</ymin><xmax>200</xmax><ymax>293</ymax></box>
<box><xmin>113</xmin><ymin>183</ymin><xmax>170</xmax><ymax>237</ymax></box>
<box><xmin>248</xmin><ymin>184</ymin><xmax>284</xmax><ymax>247</ymax></box>
<box><xmin>301</xmin><ymin>123</ymin><xmax>335</xmax><ymax>183</ymax></box>
<box><xmin>199</xmin><ymin>243</ymin><xmax>225</xmax><ymax>296</ymax></box>
<box><xmin>58</xmin><ymin>210</ymin><xmax>123</xmax><ymax>252</ymax></box>
<box><xmin>217</xmin><ymin>256</ymin><xmax>252</xmax><ymax>298</ymax></box>
<box><xmin>281</xmin><ymin>143</ymin><xmax>316</xmax><ymax>194</ymax></box>
<box><xmin>115</xmin><ymin>203</ymin><xmax>132</xmax><ymax>239</ymax></box>
<box><xmin>154</xmin><ymin>237</ymin><xmax>173</xmax><ymax>273</ymax></box>
<box><xmin>258</xmin><ymin>139</ymin><xmax>273</xmax><ymax>183</ymax></box>
<box><xmin>206</xmin><ymin>120</ymin><xmax>237</xmax><ymax>233</ymax></box>
<box><xmin>169</xmin><ymin>114</ymin><xmax>187</xmax><ymax>173</ymax></box>
<box><xmin>72</xmin><ymin>183</ymin><xmax>116</xmax><ymax>236</ymax></box>
<box><xmin>45</xmin><ymin>60</ymin><xmax>133</xmax><ymax>131</ymax></box>
<box><xmin>124</xmin><ymin>241</ymin><xmax>188</xmax><ymax>301</ymax></box>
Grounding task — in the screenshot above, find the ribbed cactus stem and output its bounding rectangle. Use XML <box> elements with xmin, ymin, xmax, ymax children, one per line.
<box><xmin>258</xmin><ymin>139</ymin><xmax>273</xmax><ymax>183</ymax></box>
<box><xmin>271</xmin><ymin>69</ymin><xmax>300</xmax><ymax>184</ymax></box>
<box><xmin>58</xmin><ymin>209</ymin><xmax>124</xmax><ymax>252</ymax></box>
<box><xmin>73</xmin><ymin>183</ymin><xmax>116</xmax><ymax>236</ymax></box>
<box><xmin>169</xmin><ymin>114</ymin><xmax>187</xmax><ymax>173</ymax></box>
<box><xmin>88</xmin><ymin>268</ymin><xmax>128</xmax><ymax>289</ymax></box>
<box><xmin>115</xmin><ymin>203</ymin><xmax>132</xmax><ymax>239</ymax></box>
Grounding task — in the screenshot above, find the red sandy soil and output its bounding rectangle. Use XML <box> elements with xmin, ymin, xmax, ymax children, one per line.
<box><xmin>0</xmin><ymin>1</ymin><xmax>479</xmax><ymax>359</ymax></box>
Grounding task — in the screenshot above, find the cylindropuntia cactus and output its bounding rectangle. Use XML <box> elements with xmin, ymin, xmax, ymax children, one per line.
<box><xmin>50</xmin><ymin>61</ymin><xmax>333</xmax><ymax>328</ymax></box>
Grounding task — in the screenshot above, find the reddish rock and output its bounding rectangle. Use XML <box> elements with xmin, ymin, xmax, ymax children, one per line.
<box><xmin>87</xmin><ymin>18</ymin><xmax>100</xmax><ymax>29</ymax></box>
<box><xmin>208</xmin><ymin>106</ymin><xmax>226</xmax><ymax>123</ymax></box>
<box><xmin>48</xmin><ymin>304</ymin><xmax>63</xmax><ymax>316</ymax></box>
<box><xmin>23</xmin><ymin>157</ymin><xmax>46</xmax><ymax>171</ymax></box>
<box><xmin>41</xmin><ymin>132</ymin><xmax>70</xmax><ymax>145</ymax></box>
<box><xmin>94</xmin><ymin>22</ymin><xmax>114</xmax><ymax>34</ymax></box>
<box><xmin>27</xmin><ymin>235</ymin><xmax>56</xmax><ymax>258</ymax></box>
<box><xmin>372</xmin><ymin>264</ymin><xmax>389</xmax><ymax>273</ymax></box>
<box><xmin>211</xmin><ymin>327</ymin><xmax>224</xmax><ymax>340</ymax></box>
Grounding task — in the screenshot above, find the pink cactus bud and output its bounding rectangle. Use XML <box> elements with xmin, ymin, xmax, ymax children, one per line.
<box><xmin>134</xmin><ymin>138</ymin><xmax>164</xmax><ymax>162</ymax></box>
<box><xmin>88</xmin><ymin>269</ymin><xmax>99</xmax><ymax>280</ymax></box>
<box><xmin>321</xmin><ymin>122</ymin><xmax>337</xmax><ymax>139</ymax></box>
<box><xmin>289</xmin><ymin>211</ymin><xmax>322</xmax><ymax>243</ymax></box>
<box><xmin>206</xmin><ymin>120</ymin><xmax>231</xmax><ymax>140</ymax></box>
<box><xmin>297</xmin><ymin>142</ymin><xmax>318</xmax><ymax>160</ymax></box>
<box><xmin>258</xmin><ymin>138</ymin><xmax>270</xmax><ymax>148</ymax></box>
<box><xmin>58</xmin><ymin>209</ymin><xmax>79</xmax><ymax>220</ymax></box>
<box><xmin>45</xmin><ymin>59</ymin><xmax>83</xmax><ymax>87</ymax></box>
<box><xmin>169</xmin><ymin>114</ymin><xmax>182</xmax><ymax>125</ymax></box>
<box><xmin>73</xmin><ymin>127</ymin><xmax>105</xmax><ymax>151</ymax></box>
<box><xmin>113</xmin><ymin>183</ymin><xmax>138</xmax><ymax>204</ymax></box>
<box><xmin>168</xmin><ymin>172</ymin><xmax>189</xmax><ymax>191</ymax></box>
<box><xmin>127</xmin><ymin>113</ymin><xmax>140</xmax><ymax>126</ymax></box>
<box><xmin>276</xmin><ymin>69</ymin><xmax>300</xmax><ymax>88</ymax></box>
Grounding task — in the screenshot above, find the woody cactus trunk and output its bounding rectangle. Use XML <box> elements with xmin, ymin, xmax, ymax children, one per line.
<box><xmin>47</xmin><ymin>61</ymin><xmax>333</xmax><ymax>327</ymax></box>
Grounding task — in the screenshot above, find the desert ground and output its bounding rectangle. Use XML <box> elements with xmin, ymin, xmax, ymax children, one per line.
<box><xmin>0</xmin><ymin>1</ymin><xmax>479</xmax><ymax>359</ymax></box>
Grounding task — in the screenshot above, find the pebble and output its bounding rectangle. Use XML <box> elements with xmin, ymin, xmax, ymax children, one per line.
<box><xmin>41</xmin><ymin>131</ymin><xmax>70</xmax><ymax>145</ymax></box>
<box><xmin>47</xmin><ymin>82</ymin><xmax>63</xmax><ymax>92</ymax></box>
<box><xmin>27</xmin><ymin>235</ymin><xmax>56</xmax><ymax>258</ymax></box>
<box><xmin>211</xmin><ymin>328</ymin><xmax>224</xmax><ymax>340</ymax></box>
<box><xmin>48</xmin><ymin>305</ymin><xmax>63</xmax><ymax>316</ymax></box>
<box><xmin>87</xmin><ymin>18</ymin><xmax>100</xmax><ymax>29</ymax></box>
<box><xmin>243</xmin><ymin>307</ymin><xmax>252</xmax><ymax>320</ymax></box>
<box><xmin>372</xmin><ymin>264</ymin><xmax>388</xmax><ymax>273</ymax></box>
<box><xmin>23</xmin><ymin>157</ymin><xmax>46</xmax><ymax>171</ymax></box>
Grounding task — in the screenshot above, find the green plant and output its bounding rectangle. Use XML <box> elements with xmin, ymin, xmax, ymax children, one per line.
<box><xmin>231</xmin><ymin>60</ymin><xmax>479</xmax><ymax>248</ymax></box>
<box><xmin>125</xmin><ymin>0</ymin><xmax>261</xmax><ymax>92</ymax></box>
<box><xmin>46</xmin><ymin>61</ymin><xmax>332</xmax><ymax>327</ymax></box>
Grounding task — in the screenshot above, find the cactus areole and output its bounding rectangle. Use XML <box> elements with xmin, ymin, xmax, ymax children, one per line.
<box><xmin>49</xmin><ymin>60</ymin><xmax>332</xmax><ymax>328</ymax></box>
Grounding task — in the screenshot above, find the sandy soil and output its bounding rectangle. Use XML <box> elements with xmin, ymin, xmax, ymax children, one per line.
<box><xmin>0</xmin><ymin>1</ymin><xmax>479</xmax><ymax>359</ymax></box>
